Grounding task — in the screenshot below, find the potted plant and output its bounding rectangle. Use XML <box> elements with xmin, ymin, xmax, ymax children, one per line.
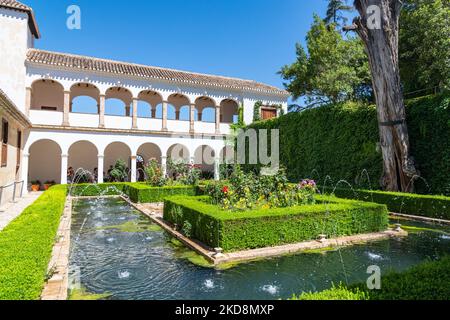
<box><xmin>31</xmin><ymin>180</ymin><xmax>41</xmax><ymax>192</ymax></box>
<box><xmin>44</xmin><ymin>180</ymin><xmax>55</xmax><ymax>190</ymax></box>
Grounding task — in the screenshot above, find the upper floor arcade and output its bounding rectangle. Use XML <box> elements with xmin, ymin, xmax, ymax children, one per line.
<box><xmin>23</xmin><ymin>49</ymin><xmax>289</xmax><ymax>135</ymax></box>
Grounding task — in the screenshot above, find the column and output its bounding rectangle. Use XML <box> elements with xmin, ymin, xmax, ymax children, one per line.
<box><xmin>131</xmin><ymin>155</ymin><xmax>137</xmax><ymax>183</ymax></box>
<box><xmin>99</xmin><ymin>94</ymin><xmax>105</xmax><ymax>128</ymax></box>
<box><xmin>189</xmin><ymin>104</ymin><xmax>195</xmax><ymax>133</ymax></box>
<box><xmin>215</xmin><ymin>105</ymin><xmax>221</xmax><ymax>134</ymax></box>
<box><xmin>151</xmin><ymin>106</ymin><xmax>156</xmax><ymax>118</ymax></box>
<box><xmin>97</xmin><ymin>154</ymin><xmax>104</xmax><ymax>184</ymax></box>
<box><xmin>214</xmin><ymin>157</ymin><xmax>220</xmax><ymax>181</ymax></box>
<box><xmin>25</xmin><ymin>87</ymin><xmax>32</xmax><ymax>117</ymax></box>
<box><xmin>162</xmin><ymin>101</ymin><xmax>168</xmax><ymax>131</ymax></box>
<box><xmin>132</xmin><ymin>98</ymin><xmax>138</xmax><ymax>129</ymax></box>
<box><xmin>125</xmin><ymin>106</ymin><xmax>131</xmax><ymax>117</ymax></box>
<box><xmin>61</xmin><ymin>154</ymin><xmax>68</xmax><ymax>185</ymax></box>
<box><xmin>175</xmin><ymin>110</ymin><xmax>180</xmax><ymax>120</ymax></box>
<box><xmin>198</xmin><ymin>112</ymin><xmax>203</xmax><ymax>122</ymax></box>
<box><xmin>21</xmin><ymin>153</ymin><xmax>29</xmax><ymax>192</ymax></box>
<box><xmin>161</xmin><ymin>156</ymin><xmax>167</xmax><ymax>177</ymax></box>
<box><xmin>62</xmin><ymin>90</ymin><xmax>70</xmax><ymax>126</ymax></box>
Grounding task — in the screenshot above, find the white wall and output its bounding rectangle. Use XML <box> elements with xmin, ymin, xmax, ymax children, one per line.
<box><xmin>0</xmin><ymin>8</ymin><xmax>31</xmax><ymax>111</ymax></box>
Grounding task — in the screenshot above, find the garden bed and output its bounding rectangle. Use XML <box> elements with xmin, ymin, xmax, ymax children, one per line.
<box><xmin>163</xmin><ymin>195</ymin><xmax>389</xmax><ymax>252</ymax></box>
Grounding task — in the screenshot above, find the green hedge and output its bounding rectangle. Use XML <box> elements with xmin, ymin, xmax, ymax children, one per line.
<box><xmin>246</xmin><ymin>93</ymin><xmax>450</xmax><ymax>195</ymax></box>
<box><xmin>328</xmin><ymin>188</ymin><xmax>450</xmax><ymax>220</ymax></box>
<box><xmin>163</xmin><ymin>195</ymin><xmax>388</xmax><ymax>252</ymax></box>
<box><xmin>123</xmin><ymin>184</ymin><xmax>198</xmax><ymax>203</ymax></box>
<box><xmin>291</xmin><ymin>256</ymin><xmax>450</xmax><ymax>300</ymax></box>
<box><xmin>69</xmin><ymin>183</ymin><xmax>198</xmax><ymax>203</ymax></box>
<box><xmin>0</xmin><ymin>186</ymin><xmax>67</xmax><ymax>300</ymax></box>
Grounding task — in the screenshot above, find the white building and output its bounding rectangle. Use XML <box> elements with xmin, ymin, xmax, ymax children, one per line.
<box><xmin>0</xmin><ymin>0</ymin><xmax>288</xmax><ymax>198</ymax></box>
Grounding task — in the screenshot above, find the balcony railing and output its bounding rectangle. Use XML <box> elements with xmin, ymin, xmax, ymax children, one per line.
<box><xmin>29</xmin><ymin>110</ymin><xmax>230</xmax><ymax>134</ymax></box>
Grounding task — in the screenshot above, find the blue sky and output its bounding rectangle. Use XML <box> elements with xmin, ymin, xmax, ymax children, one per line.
<box><xmin>25</xmin><ymin>0</ymin><xmax>339</xmax><ymax>115</ymax></box>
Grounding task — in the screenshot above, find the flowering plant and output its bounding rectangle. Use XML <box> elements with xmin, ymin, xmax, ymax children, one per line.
<box><xmin>206</xmin><ymin>165</ymin><xmax>317</xmax><ymax>211</ymax></box>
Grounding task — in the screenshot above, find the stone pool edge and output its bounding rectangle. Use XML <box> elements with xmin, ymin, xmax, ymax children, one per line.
<box><xmin>126</xmin><ymin>197</ymin><xmax>409</xmax><ymax>266</ymax></box>
<box><xmin>41</xmin><ymin>196</ymin><xmax>72</xmax><ymax>300</ymax></box>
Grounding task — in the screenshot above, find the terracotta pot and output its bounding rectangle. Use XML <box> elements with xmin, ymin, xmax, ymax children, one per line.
<box><xmin>31</xmin><ymin>185</ymin><xmax>40</xmax><ymax>192</ymax></box>
<box><xmin>44</xmin><ymin>184</ymin><xmax>51</xmax><ymax>191</ymax></box>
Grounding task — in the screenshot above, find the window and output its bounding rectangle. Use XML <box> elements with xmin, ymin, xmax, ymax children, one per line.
<box><xmin>16</xmin><ymin>130</ymin><xmax>22</xmax><ymax>170</ymax></box>
<box><xmin>1</xmin><ymin>119</ymin><xmax>8</xmax><ymax>167</ymax></box>
<box><xmin>261</xmin><ymin>108</ymin><xmax>277</xmax><ymax>120</ymax></box>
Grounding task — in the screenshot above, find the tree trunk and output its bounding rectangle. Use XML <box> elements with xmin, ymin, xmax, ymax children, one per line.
<box><xmin>349</xmin><ymin>0</ymin><xmax>417</xmax><ymax>192</ymax></box>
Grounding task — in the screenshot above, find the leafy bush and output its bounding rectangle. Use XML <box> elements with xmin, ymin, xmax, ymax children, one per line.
<box><xmin>143</xmin><ymin>159</ymin><xmax>166</xmax><ymax>187</ymax></box>
<box><xmin>164</xmin><ymin>195</ymin><xmax>388</xmax><ymax>251</ymax></box>
<box><xmin>109</xmin><ymin>159</ymin><xmax>129</xmax><ymax>182</ymax></box>
<box><xmin>293</xmin><ymin>256</ymin><xmax>450</xmax><ymax>300</ymax></box>
<box><xmin>246</xmin><ymin>93</ymin><xmax>450</xmax><ymax>195</ymax></box>
<box><xmin>0</xmin><ymin>185</ymin><xmax>67</xmax><ymax>300</ymax></box>
<box><xmin>167</xmin><ymin>158</ymin><xmax>201</xmax><ymax>185</ymax></box>
<box><xmin>69</xmin><ymin>183</ymin><xmax>126</xmax><ymax>197</ymax></box>
<box><xmin>290</xmin><ymin>285</ymin><xmax>367</xmax><ymax>301</ymax></box>
<box><xmin>329</xmin><ymin>187</ymin><xmax>450</xmax><ymax>220</ymax></box>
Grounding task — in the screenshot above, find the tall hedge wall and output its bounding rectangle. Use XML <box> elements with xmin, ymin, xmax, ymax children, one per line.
<box><xmin>247</xmin><ymin>93</ymin><xmax>450</xmax><ymax>195</ymax></box>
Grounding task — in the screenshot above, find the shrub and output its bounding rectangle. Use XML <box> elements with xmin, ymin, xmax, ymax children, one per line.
<box><xmin>329</xmin><ymin>187</ymin><xmax>450</xmax><ymax>220</ymax></box>
<box><xmin>69</xmin><ymin>183</ymin><xmax>126</xmax><ymax>197</ymax></box>
<box><xmin>124</xmin><ymin>184</ymin><xmax>198</xmax><ymax>203</ymax></box>
<box><xmin>0</xmin><ymin>185</ymin><xmax>67</xmax><ymax>300</ymax></box>
<box><xmin>294</xmin><ymin>256</ymin><xmax>450</xmax><ymax>300</ymax></box>
<box><xmin>143</xmin><ymin>159</ymin><xmax>166</xmax><ymax>187</ymax></box>
<box><xmin>164</xmin><ymin>195</ymin><xmax>389</xmax><ymax>252</ymax></box>
<box><xmin>245</xmin><ymin>93</ymin><xmax>450</xmax><ymax>195</ymax></box>
<box><xmin>290</xmin><ymin>285</ymin><xmax>367</xmax><ymax>300</ymax></box>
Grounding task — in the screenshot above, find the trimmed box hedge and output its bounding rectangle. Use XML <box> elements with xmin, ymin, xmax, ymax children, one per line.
<box><xmin>163</xmin><ymin>195</ymin><xmax>389</xmax><ymax>252</ymax></box>
<box><xmin>69</xmin><ymin>182</ymin><xmax>198</xmax><ymax>203</ymax></box>
<box><xmin>0</xmin><ymin>185</ymin><xmax>67</xmax><ymax>300</ymax></box>
<box><xmin>123</xmin><ymin>184</ymin><xmax>198</xmax><ymax>203</ymax></box>
<box><xmin>328</xmin><ymin>187</ymin><xmax>450</xmax><ymax>220</ymax></box>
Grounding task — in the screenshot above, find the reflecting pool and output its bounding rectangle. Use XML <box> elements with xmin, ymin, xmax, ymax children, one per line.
<box><xmin>69</xmin><ymin>198</ymin><xmax>450</xmax><ymax>300</ymax></box>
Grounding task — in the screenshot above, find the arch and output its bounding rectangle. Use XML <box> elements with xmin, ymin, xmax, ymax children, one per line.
<box><xmin>194</xmin><ymin>145</ymin><xmax>215</xmax><ymax>174</ymax></box>
<box><xmin>167</xmin><ymin>143</ymin><xmax>190</xmax><ymax>162</ymax></box>
<box><xmin>195</xmin><ymin>96</ymin><xmax>216</xmax><ymax>122</ymax></box>
<box><xmin>68</xmin><ymin>141</ymin><xmax>98</xmax><ymax>182</ymax></box>
<box><xmin>70</xmin><ymin>82</ymin><xmax>100</xmax><ymax>101</ymax></box>
<box><xmin>71</xmin><ymin>96</ymin><xmax>98</xmax><ymax>114</ymax></box>
<box><xmin>178</xmin><ymin>105</ymin><xmax>198</xmax><ymax>121</ymax></box>
<box><xmin>105</xmin><ymin>87</ymin><xmax>133</xmax><ymax>116</ymax></box>
<box><xmin>31</xmin><ymin>79</ymin><xmax>64</xmax><ymax>112</ymax></box>
<box><xmin>220</xmin><ymin>99</ymin><xmax>239</xmax><ymax>123</ymax></box>
<box><xmin>136</xmin><ymin>143</ymin><xmax>162</xmax><ymax>181</ymax></box>
<box><xmin>104</xmin><ymin>142</ymin><xmax>132</xmax><ymax>182</ymax></box>
<box><xmin>138</xmin><ymin>90</ymin><xmax>163</xmax><ymax>118</ymax></box>
<box><xmin>137</xmin><ymin>143</ymin><xmax>162</xmax><ymax>164</ymax></box>
<box><xmin>28</xmin><ymin>139</ymin><xmax>62</xmax><ymax>185</ymax></box>
<box><xmin>220</xmin><ymin>145</ymin><xmax>235</xmax><ymax>164</ymax></box>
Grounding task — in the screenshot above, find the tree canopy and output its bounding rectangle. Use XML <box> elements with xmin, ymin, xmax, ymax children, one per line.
<box><xmin>279</xmin><ymin>16</ymin><xmax>371</xmax><ymax>106</ymax></box>
<box><xmin>399</xmin><ymin>0</ymin><xmax>450</xmax><ymax>95</ymax></box>
<box><xmin>324</xmin><ymin>0</ymin><xmax>353</xmax><ymax>27</ymax></box>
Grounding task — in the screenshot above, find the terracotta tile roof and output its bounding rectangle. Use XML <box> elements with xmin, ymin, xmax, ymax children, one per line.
<box><xmin>0</xmin><ymin>0</ymin><xmax>40</xmax><ymax>38</ymax></box>
<box><xmin>26</xmin><ymin>49</ymin><xmax>289</xmax><ymax>96</ymax></box>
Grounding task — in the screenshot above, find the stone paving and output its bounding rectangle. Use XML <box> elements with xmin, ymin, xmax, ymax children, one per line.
<box><xmin>41</xmin><ymin>197</ymin><xmax>72</xmax><ymax>300</ymax></box>
<box><xmin>0</xmin><ymin>191</ymin><xmax>43</xmax><ymax>231</ymax></box>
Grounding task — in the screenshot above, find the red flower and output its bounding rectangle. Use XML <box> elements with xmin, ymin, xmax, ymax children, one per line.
<box><xmin>222</xmin><ymin>186</ymin><xmax>229</xmax><ymax>194</ymax></box>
